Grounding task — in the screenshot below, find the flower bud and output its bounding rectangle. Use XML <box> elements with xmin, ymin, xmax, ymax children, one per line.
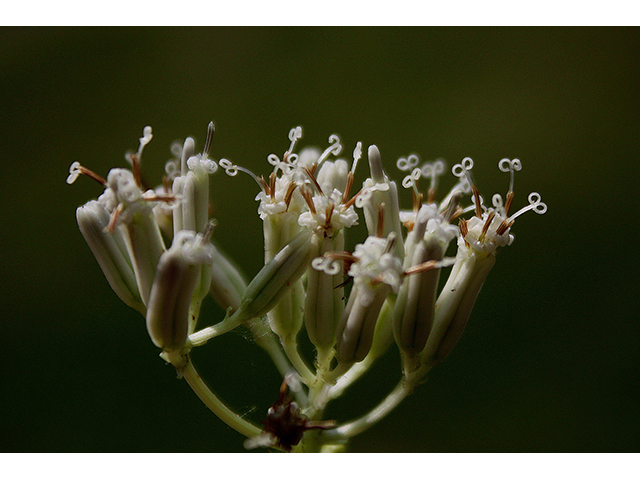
<box><xmin>146</xmin><ymin>231</ymin><xmax>214</xmax><ymax>352</ymax></box>
<box><xmin>422</xmin><ymin>252</ymin><xmax>495</xmax><ymax>365</ymax></box>
<box><xmin>305</xmin><ymin>232</ymin><xmax>345</xmax><ymax>349</ymax></box>
<box><xmin>76</xmin><ymin>200</ymin><xmax>144</xmax><ymax>313</ymax></box>
<box><xmin>240</xmin><ymin>231</ymin><xmax>315</xmax><ymax>321</ymax></box>
<box><xmin>336</xmin><ymin>284</ymin><xmax>390</xmax><ymax>364</ymax></box>
<box><xmin>209</xmin><ymin>243</ymin><xmax>248</xmax><ymax>313</ymax></box>
<box><xmin>393</xmin><ymin>238</ymin><xmax>444</xmax><ymax>357</ymax></box>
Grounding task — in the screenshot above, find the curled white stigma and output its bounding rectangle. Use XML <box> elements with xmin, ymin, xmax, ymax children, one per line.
<box><xmin>396</xmin><ymin>154</ymin><xmax>420</xmax><ymax>172</ymax></box>
<box><xmin>508</xmin><ymin>192</ymin><xmax>547</xmax><ymax>221</ymax></box>
<box><xmin>311</xmin><ymin>256</ymin><xmax>341</xmax><ymax>276</ymax></box>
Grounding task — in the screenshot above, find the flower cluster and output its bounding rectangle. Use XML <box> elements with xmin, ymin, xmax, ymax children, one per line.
<box><xmin>68</xmin><ymin>122</ymin><xmax>546</xmax><ymax>452</ymax></box>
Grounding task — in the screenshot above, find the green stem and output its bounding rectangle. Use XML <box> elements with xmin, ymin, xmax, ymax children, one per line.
<box><xmin>181</xmin><ymin>355</ymin><xmax>262</xmax><ymax>439</ymax></box>
<box><xmin>188</xmin><ymin>308</ymin><xmax>243</xmax><ymax>346</ymax></box>
<box><xmin>320</xmin><ymin>380</ymin><xmax>409</xmax><ymax>442</ymax></box>
<box><xmin>281</xmin><ymin>336</ymin><xmax>316</xmax><ymax>386</ymax></box>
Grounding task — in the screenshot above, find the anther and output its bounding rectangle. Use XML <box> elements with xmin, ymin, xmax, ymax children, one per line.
<box><xmin>443</xmin><ymin>191</ymin><xmax>462</xmax><ymax>222</ymax></box>
<box><xmin>459</xmin><ymin>218</ymin><xmax>470</xmax><ymax>248</ymax></box>
<box><xmin>269</xmin><ymin>172</ymin><xmax>277</xmax><ymax>202</ymax></box>
<box><xmin>66</xmin><ymin>162</ymin><xmax>107</xmax><ymax>186</ymax></box>
<box><xmin>300</xmin><ymin>186</ymin><xmax>316</xmax><ymax>214</ymax></box>
<box><xmin>342</xmin><ymin>171</ymin><xmax>354</xmax><ymax>204</ymax></box>
<box><xmin>341</xmin><ymin>187</ymin><xmax>363</xmax><ymax>211</ymax></box>
<box><xmin>259</xmin><ymin>176</ymin><xmax>271</xmax><ymax>196</ymax></box>
<box><xmin>324</xmin><ymin>203</ymin><xmax>335</xmax><ymax>230</ymax></box>
<box><xmin>413</xmin><ymin>190</ymin><xmax>424</xmax><ymax>213</ymax></box>
<box><xmin>496</xmin><ymin>219</ymin><xmax>514</xmax><ymax>236</ymax></box>
<box><xmin>303</xmin><ymin>166</ymin><xmax>325</xmax><ymax>196</ymax></box>
<box><xmin>478</xmin><ymin>210</ymin><xmax>496</xmax><ymax>242</ymax></box>
<box><xmin>284</xmin><ymin>182</ymin><xmax>298</xmax><ymax>210</ymax></box>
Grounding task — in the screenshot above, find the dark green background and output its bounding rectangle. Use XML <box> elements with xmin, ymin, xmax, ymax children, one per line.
<box><xmin>1</xmin><ymin>27</ymin><xmax>638</xmax><ymax>452</ymax></box>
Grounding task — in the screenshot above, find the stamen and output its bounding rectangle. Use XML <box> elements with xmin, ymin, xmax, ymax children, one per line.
<box><xmin>412</xmin><ymin>190</ymin><xmax>423</xmax><ymax>213</ymax></box>
<box><xmin>342</xmin><ymin>187</ymin><xmax>363</xmax><ymax>211</ymax></box>
<box><xmin>324</xmin><ymin>203</ymin><xmax>335</xmax><ymax>230</ymax></box>
<box><xmin>162</xmin><ymin>175</ymin><xmax>172</xmax><ymax>194</ymax></box>
<box><xmin>472</xmin><ymin>185</ymin><xmax>482</xmax><ymax>218</ymax></box>
<box><xmin>478</xmin><ymin>210</ymin><xmax>496</xmax><ymax>242</ymax></box>
<box><xmin>342</xmin><ymin>171</ymin><xmax>354</xmax><ymax>204</ymax></box>
<box><xmin>269</xmin><ymin>172</ymin><xmax>277</xmax><ymax>202</ymax></box>
<box><xmin>303</xmin><ymin>166</ymin><xmax>325</xmax><ymax>196</ymax></box>
<box><xmin>66</xmin><ymin>162</ymin><xmax>107</xmax><ymax>186</ymax></box>
<box><xmin>202</xmin><ymin>122</ymin><xmax>215</xmax><ymax>159</ymax></box>
<box><xmin>201</xmin><ymin>219</ymin><xmax>217</xmax><ymax>244</ymax></box>
<box><xmin>105</xmin><ymin>203</ymin><xmax>124</xmax><ymax>233</ymax></box>
<box><xmin>383</xmin><ymin>232</ymin><xmax>397</xmax><ymax>254</ymax></box>
<box><xmin>259</xmin><ymin>176</ymin><xmax>271</xmax><ymax>196</ymax></box>
<box><xmin>300</xmin><ymin>186</ymin><xmax>316</xmax><ymax>214</ymax></box>
<box><xmin>459</xmin><ymin>218</ymin><xmax>470</xmax><ymax>248</ymax></box>
<box><xmin>283</xmin><ymin>182</ymin><xmax>298</xmax><ymax>210</ymax></box>
<box><xmin>442</xmin><ymin>191</ymin><xmax>462</xmax><ymax>222</ymax></box>
<box><xmin>404</xmin><ymin>257</ymin><xmax>456</xmax><ymax>276</ymax></box>
<box><xmin>143</xmin><ymin>192</ymin><xmax>177</xmax><ymax>203</ymax></box>
<box><xmin>504</xmin><ymin>191</ymin><xmax>515</xmax><ymax>217</ymax></box>
<box><xmin>496</xmin><ymin>219</ymin><xmax>514</xmax><ymax>236</ymax></box>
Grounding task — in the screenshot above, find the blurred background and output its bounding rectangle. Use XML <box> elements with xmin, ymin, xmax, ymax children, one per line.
<box><xmin>1</xmin><ymin>27</ymin><xmax>638</xmax><ymax>453</ymax></box>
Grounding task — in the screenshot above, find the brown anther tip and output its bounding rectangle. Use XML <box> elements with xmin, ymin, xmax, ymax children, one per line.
<box><xmin>308</xmin><ymin>163</ymin><xmax>317</xmax><ymax>176</ymax></box>
<box><xmin>496</xmin><ymin>219</ymin><xmax>514</xmax><ymax>236</ymax></box>
<box><xmin>78</xmin><ymin>165</ymin><xmax>108</xmax><ymax>186</ymax></box>
<box><xmin>303</xmin><ymin>166</ymin><xmax>324</xmax><ymax>196</ymax></box>
<box><xmin>413</xmin><ymin>191</ymin><xmax>423</xmax><ymax>213</ymax></box>
<box><xmin>105</xmin><ymin>204</ymin><xmax>123</xmax><ymax>233</ymax></box>
<box><xmin>342</xmin><ymin>188</ymin><xmax>362</xmax><ymax>211</ymax></box>
<box><xmin>269</xmin><ymin>172</ymin><xmax>277</xmax><ymax>201</ymax></box>
<box><xmin>478</xmin><ymin>210</ymin><xmax>496</xmax><ymax>242</ymax></box>
<box><xmin>342</xmin><ymin>171</ymin><xmax>354</xmax><ymax>204</ymax></box>
<box><xmin>324</xmin><ymin>203</ymin><xmax>335</xmax><ymax>229</ymax></box>
<box><xmin>284</xmin><ymin>182</ymin><xmax>298</xmax><ymax>210</ymax></box>
<box><xmin>300</xmin><ymin>186</ymin><xmax>316</xmax><ymax>214</ymax></box>
<box><xmin>404</xmin><ymin>259</ymin><xmax>438</xmax><ymax>276</ymax></box>
<box><xmin>459</xmin><ymin>218</ymin><xmax>470</xmax><ymax>248</ymax></box>
<box><xmin>162</xmin><ymin>176</ymin><xmax>172</xmax><ymax>194</ymax></box>
<box><xmin>427</xmin><ymin>187</ymin><xmax>436</xmax><ymax>205</ymax></box>
<box><xmin>472</xmin><ymin>185</ymin><xmax>482</xmax><ymax>218</ymax></box>
<box><xmin>259</xmin><ymin>176</ymin><xmax>270</xmax><ymax>196</ymax></box>
<box><xmin>505</xmin><ymin>191</ymin><xmax>515</xmax><ymax>216</ymax></box>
